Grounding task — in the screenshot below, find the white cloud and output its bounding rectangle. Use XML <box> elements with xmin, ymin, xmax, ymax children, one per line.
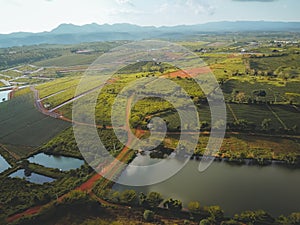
<box><xmin>115</xmin><ymin>0</ymin><xmax>134</xmax><ymax>7</ymax></box>
<box><xmin>107</xmin><ymin>8</ymin><xmax>143</xmax><ymax>16</ymax></box>
<box><xmin>156</xmin><ymin>0</ymin><xmax>215</xmax><ymax>16</ymax></box>
<box><xmin>116</xmin><ymin>0</ymin><xmax>129</xmax><ymax>4</ymax></box>
<box><xmin>185</xmin><ymin>0</ymin><xmax>215</xmax><ymax>15</ymax></box>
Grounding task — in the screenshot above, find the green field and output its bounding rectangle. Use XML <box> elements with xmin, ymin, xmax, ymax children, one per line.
<box><xmin>34</xmin><ymin>53</ymin><xmax>101</xmax><ymax>67</ymax></box>
<box><xmin>0</xmin><ymin>93</ymin><xmax>70</xmax><ymax>152</ymax></box>
<box><xmin>0</xmin><ymin>34</ymin><xmax>300</xmax><ymax>225</ymax></box>
<box><xmin>222</xmin><ymin>78</ymin><xmax>300</xmax><ymax>104</ymax></box>
<box><xmin>30</xmin><ymin>59</ymin><xmax>300</xmax><ymax>134</ymax></box>
<box><xmin>269</xmin><ymin>104</ymin><xmax>300</xmax><ymax>129</ymax></box>
<box><xmin>249</xmin><ymin>53</ymin><xmax>300</xmax><ymax>76</ymax></box>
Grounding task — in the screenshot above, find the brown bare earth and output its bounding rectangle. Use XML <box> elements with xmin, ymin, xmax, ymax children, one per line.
<box><xmin>162</xmin><ymin>66</ymin><xmax>211</xmax><ymax>78</ymax></box>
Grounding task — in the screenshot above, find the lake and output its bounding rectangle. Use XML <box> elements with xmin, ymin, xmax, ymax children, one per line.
<box><xmin>0</xmin><ymin>154</ymin><xmax>11</xmax><ymax>173</ymax></box>
<box><xmin>113</xmin><ymin>154</ymin><xmax>300</xmax><ymax>217</ymax></box>
<box><xmin>9</xmin><ymin>169</ymin><xmax>55</xmax><ymax>184</ymax></box>
<box><xmin>28</xmin><ymin>153</ymin><xmax>84</xmax><ymax>171</ymax></box>
<box><xmin>0</xmin><ymin>90</ymin><xmax>12</xmax><ymax>103</ymax></box>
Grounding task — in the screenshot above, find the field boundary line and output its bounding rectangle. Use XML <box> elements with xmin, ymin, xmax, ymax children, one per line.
<box><xmin>227</xmin><ymin>103</ymin><xmax>238</xmax><ymax>123</ymax></box>
<box><xmin>266</xmin><ymin>104</ymin><xmax>288</xmax><ymax>130</ymax></box>
<box><xmin>292</xmin><ymin>105</ymin><xmax>300</xmax><ymax>112</ymax></box>
<box><xmin>0</xmin><ymin>143</ymin><xmax>20</xmax><ymax>160</ymax></box>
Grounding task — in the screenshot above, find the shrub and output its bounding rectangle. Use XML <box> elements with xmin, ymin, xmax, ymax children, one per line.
<box><xmin>143</xmin><ymin>210</ymin><xmax>155</xmax><ymax>222</ymax></box>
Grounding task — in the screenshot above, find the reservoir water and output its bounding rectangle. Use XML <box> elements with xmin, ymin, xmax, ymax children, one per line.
<box><xmin>0</xmin><ymin>90</ymin><xmax>12</xmax><ymax>103</ymax></box>
<box><xmin>9</xmin><ymin>169</ymin><xmax>55</xmax><ymax>184</ymax></box>
<box><xmin>0</xmin><ymin>154</ymin><xmax>11</xmax><ymax>173</ymax></box>
<box><xmin>28</xmin><ymin>153</ymin><xmax>84</xmax><ymax>171</ymax></box>
<box><xmin>114</xmin><ymin>154</ymin><xmax>300</xmax><ymax>216</ymax></box>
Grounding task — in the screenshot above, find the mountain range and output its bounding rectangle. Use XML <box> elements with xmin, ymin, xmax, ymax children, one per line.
<box><xmin>1</xmin><ymin>21</ymin><xmax>300</xmax><ymax>48</ymax></box>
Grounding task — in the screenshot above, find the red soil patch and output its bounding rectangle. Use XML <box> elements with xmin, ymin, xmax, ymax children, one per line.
<box><xmin>162</xmin><ymin>66</ymin><xmax>211</xmax><ymax>78</ymax></box>
<box><xmin>77</xmin><ymin>173</ymin><xmax>101</xmax><ymax>192</ymax></box>
<box><xmin>227</xmin><ymin>54</ymin><xmax>239</xmax><ymax>58</ymax></box>
<box><xmin>7</xmin><ymin>206</ymin><xmax>41</xmax><ymax>223</ymax></box>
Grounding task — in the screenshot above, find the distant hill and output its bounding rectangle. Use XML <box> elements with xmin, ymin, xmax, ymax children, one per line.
<box><xmin>0</xmin><ymin>21</ymin><xmax>300</xmax><ymax>48</ymax></box>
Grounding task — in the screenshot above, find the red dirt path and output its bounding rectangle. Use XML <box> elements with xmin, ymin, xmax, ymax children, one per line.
<box><xmin>6</xmin><ymin>206</ymin><xmax>41</xmax><ymax>223</ymax></box>
<box><xmin>6</xmin><ymin>94</ymin><xmax>139</xmax><ymax>224</ymax></box>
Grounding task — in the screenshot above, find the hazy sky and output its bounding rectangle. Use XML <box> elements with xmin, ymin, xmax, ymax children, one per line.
<box><xmin>0</xmin><ymin>0</ymin><xmax>299</xmax><ymax>34</ymax></box>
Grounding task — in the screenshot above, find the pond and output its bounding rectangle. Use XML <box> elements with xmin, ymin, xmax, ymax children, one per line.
<box><xmin>28</xmin><ymin>153</ymin><xmax>84</xmax><ymax>171</ymax></box>
<box><xmin>9</xmin><ymin>169</ymin><xmax>55</xmax><ymax>184</ymax></box>
<box><xmin>113</xmin><ymin>154</ymin><xmax>300</xmax><ymax>217</ymax></box>
<box><xmin>0</xmin><ymin>90</ymin><xmax>12</xmax><ymax>103</ymax></box>
<box><xmin>0</xmin><ymin>154</ymin><xmax>11</xmax><ymax>173</ymax></box>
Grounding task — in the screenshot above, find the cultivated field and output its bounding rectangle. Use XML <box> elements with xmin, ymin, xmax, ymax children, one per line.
<box><xmin>0</xmin><ymin>93</ymin><xmax>70</xmax><ymax>156</ymax></box>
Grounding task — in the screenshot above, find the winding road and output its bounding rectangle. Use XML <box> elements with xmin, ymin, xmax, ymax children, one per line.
<box><xmin>7</xmin><ymin>89</ymin><xmax>138</xmax><ymax>224</ymax></box>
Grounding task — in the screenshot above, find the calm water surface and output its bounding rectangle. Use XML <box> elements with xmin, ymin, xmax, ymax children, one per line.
<box><xmin>0</xmin><ymin>90</ymin><xmax>11</xmax><ymax>103</ymax></box>
<box><xmin>9</xmin><ymin>169</ymin><xmax>55</xmax><ymax>184</ymax></box>
<box><xmin>28</xmin><ymin>153</ymin><xmax>84</xmax><ymax>171</ymax></box>
<box><xmin>0</xmin><ymin>155</ymin><xmax>10</xmax><ymax>173</ymax></box>
<box><xmin>114</xmin><ymin>154</ymin><xmax>300</xmax><ymax>216</ymax></box>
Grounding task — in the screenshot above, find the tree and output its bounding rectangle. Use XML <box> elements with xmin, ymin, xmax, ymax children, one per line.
<box><xmin>119</xmin><ymin>190</ymin><xmax>137</xmax><ymax>205</ymax></box>
<box><xmin>234</xmin><ymin>210</ymin><xmax>274</xmax><ymax>225</ymax></box>
<box><xmin>188</xmin><ymin>201</ymin><xmax>201</xmax><ymax>213</ymax></box>
<box><xmin>261</xmin><ymin>119</ymin><xmax>271</xmax><ymax>130</ymax></box>
<box><xmin>267</xmin><ymin>71</ymin><xmax>274</xmax><ymax>77</ymax></box>
<box><xmin>253</xmin><ymin>90</ymin><xmax>267</xmax><ymax>98</ymax></box>
<box><xmin>235</xmin><ymin>92</ymin><xmax>247</xmax><ymax>103</ymax></box>
<box><xmin>208</xmin><ymin>206</ymin><xmax>224</xmax><ymax>222</ymax></box>
<box><xmin>20</xmin><ymin>159</ymin><xmax>29</xmax><ymax>169</ymax></box>
<box><xmin>287</xmin><ymin>212</ymin><xmax>300</xmax><ymax>225</ymax></box>
<box><xmin>62</xmin><ymin>190</ymin><xmax>90</xmax><ymax>205</ymax></box>
<box><xmin>146</xmin><ymin>192</ymin><xmax>163</xmax><ymax>208</ymax></box>
<box><xmin>139</xmin><ymin>192</ymin><xmax>147</xmax><ymax>206</ymax></box>
<box><xmin>199</xmin><ymin>219</ymin><xmax>212</xmax><ymax>225</ymax></box>
<box><xmin>111</xmin><ymin>191</ymin><xmax>120</xmax><ymax>203</ymax></box>
<box><xmin>201</xmin><ymin>121</ymin><xmax>209</xmax><ymax>130</ymax></box>
<box><xmin>233</xmin><ymin>119</ymin><xmax>250</xmax><ymax>130</ymax></box>
<box><xmin>277</xmin><ymin>215</ymin><xmax>290</xmax><ymax>225</ymax></box>
<box><xmin>163</xmin><ymin>198</ymin><xmax>182</xmax><ymax>211</ymax></box>
<box><xmin>220</xmin><ymin>220</ymin><xmax>242</xmax><ymax>225</ymax></box>
<box><xmin>231</xmin><ymin>89</ymin><xmax>239</xmax><ymax>102</ymax></box>
<box><xmin>212</xmin><ymin>119</ymin><xmax>226</xmax><ymax>130</ymax></box>
<box><xmin>143</xmin><ymin>210</ymin><xmax>155</xmax><ymax>222</ymax></box>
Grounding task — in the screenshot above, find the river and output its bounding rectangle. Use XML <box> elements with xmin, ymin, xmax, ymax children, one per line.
<box><xmin>113</xmin><ymin>154</ymin><xmax>300</xmax><ymax>217</ymax></box>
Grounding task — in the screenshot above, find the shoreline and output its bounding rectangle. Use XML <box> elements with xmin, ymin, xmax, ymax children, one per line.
<box><xmin>189</xmin><ymin>154</ymin><xmax>300</xmax><ymax>168</ymax></box>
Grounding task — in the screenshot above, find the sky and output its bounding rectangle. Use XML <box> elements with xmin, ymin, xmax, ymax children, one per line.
<box><xmin>0</xmin><ymin>0</ymin><xmax>299</xmax><ymax>34</ymax></box>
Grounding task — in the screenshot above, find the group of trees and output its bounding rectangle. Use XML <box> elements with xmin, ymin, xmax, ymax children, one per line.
<box><xmin>99</xmin><ymin>190</ymin><xmax>220</xmax><ymax>224</ymax></box>
<box><xmin>41</xmin><ymin>128</ymin><xmax>126</xmax><ymax>160</ymax></box>
<box><xmin>197</xmin><ymin>209</ymin><xmax>300</xmax><ymax>225</ymax></box>
<box><xmin>0</xmin><ymin>163</ymin><xmax>92</xmax><ymax>218</ymax></box>
<box><xmin>230</xmin><ymin>89</ymin><xmax>269</xmax><ymax>104</ymax></box>
<box><xmin>7</xmin><ymin>186</ymin><xmax>300</xmax><ymax>225</ymax></box>
<box><xmin>0</xmin><ymin>47</ymin><xmax>61</xmax><ymax>70</ymax></box>
<box><xmin>227</xmin><ymin>118</ymin><xmax>298</xmax><ymax>135</ymax></box>
<box><xmin>100</xmin><ymin>189</ymin><xmax>184</xmax><ymax>210</ymax></box>
<box><xmin>118</xmin><ymin>61</ymin><xmax>172</xmax><ymax>74</ymax></box>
